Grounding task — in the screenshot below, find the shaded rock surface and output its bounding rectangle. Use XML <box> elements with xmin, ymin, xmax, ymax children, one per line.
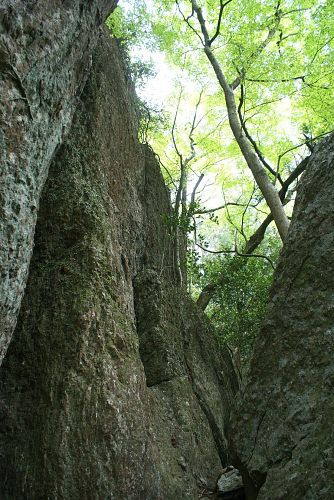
<box><xmin>0</xmin><ymin>0</ymin><xmax>117</xmax><ymax>363</ymax></box>
<box><xmin>217</xmin><ymin>467</ymin><xmax>244</xmax><ymax>498</ymax></box>
<box><xmin>0</xmin><ymin>32</ymin><xmax>233</xmax><ymax>499</ymax></box>
<box><xmin>230</xmin><ymin>133</ymin><xmax>334</xmax><ymax>499</ymax></box>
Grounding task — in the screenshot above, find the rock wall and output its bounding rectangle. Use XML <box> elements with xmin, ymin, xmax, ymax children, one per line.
<box><xmin>0</xmin><ymin>32</ymin><xmax>233</xmax><ymax>499</ymax></box>
<box><xmin>0</xmin><ymin>0</ymin><xmax>117</xmax><ymax>363</ymax></box>
<box><xmin>230</xmin><ymin>133</ymin><xmax>334</xmax><ymax>499</ymax></box>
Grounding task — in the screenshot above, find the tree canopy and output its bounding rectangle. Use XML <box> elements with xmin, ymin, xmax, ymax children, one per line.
<box><xmin>108</xmin><ymin>0</ymin><xmax>334</xmax><ymax>359</ymax></box>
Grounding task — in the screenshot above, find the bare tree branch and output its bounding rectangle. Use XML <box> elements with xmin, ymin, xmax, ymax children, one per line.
<box><xmin>309</xmin><ymin>36</ymin><xmax>334</xmax><ymax>66</ymax></box>
<box><xmin>209</xmin><ymin>0</ymin><xmax>234</xmax><ymax>46</ymax></box>
<box><xmin>176</xmin><ymin>0</ymin><xmax>203</xmax><ymax>44</ymax></box>
<box><xmin>190</xmin><ymin>173</ymin><xmax>204</xmax><ymax>206</ymax></box>
<box><xmin>193</xmin><ymin>201</ymin><xmax>263</xmax><ymax>215</ymax></box>
<box><xmin>222</xmin><ymin>186</ymin><xmax>246</xmax><ymax>240</ymax></box>
<box><xmin>241</xmin><ymin>183</ymin><xmax>256</xmax><ymax>240</ymax></box>
<box><xmin>171</xmin><ymin>87</ymin><xmax>183</xmax><ymax>162</ymax></box>
<box><xmin>170</xmin><ymin>86</ymin><xmax>206</xmax><ymax>286</ymax></box>
<box><xmin>245</xmin><ymin>75</ymin><xmax>305</xmax><ymax>84</ymax></box>
<box><xmin>244</xmin><ymin>155</ymin><xmax>310</xmax><ymax>253</ymax></box>
<box><xmin>281</xmin><ymin>7</ymin><xmax>312</xmax><ymax>17</ymax></box>
<box><xmin>196</xmin><ymin>242</ymin><xmax>276</xmax><ymax>269</ymax></box>
<box><xmin>153</xmin><ymin>150</ymin><xmax>178</xmax><ymax>191</ymax></box>
<box><xmin>245</xmin><ymin>90</ymin><xmax>300</xmax><ymax>114</ymax></box>
<box><xmin>277</xmin><ymin>130</ymin><xmax>333</xmax><ymax>173</ymax></box>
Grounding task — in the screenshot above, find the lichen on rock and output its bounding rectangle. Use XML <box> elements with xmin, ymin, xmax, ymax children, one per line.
<box><xmin>0</xmin><ymin>31</ymin><xmax>232</xmax><ymax>499</ymax></box>
<box><xmin>0</xmin><ymin>0</ymin><xmax>117</xmax><ymax>364</ymax></box>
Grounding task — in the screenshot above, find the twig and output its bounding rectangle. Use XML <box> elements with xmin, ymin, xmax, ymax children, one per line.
<box><xmin>176</xmin><ymin>0</ymin><xmax>203</xmax><ymax>44</ymax></box>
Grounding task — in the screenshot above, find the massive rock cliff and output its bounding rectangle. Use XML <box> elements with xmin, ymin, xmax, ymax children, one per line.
<box><xmin>0</xmin><ymin>0</ymin><xmax>117</xmax><ymax>363</ymax></box>
<box><xmin>230</xmin><ymin>133</ymin><xmax>334</xmax><ymax>499</ymax></box>
<box><xmin>0</xmin><ymin>29</ymin><xmax>234</xmax><ymax>499</ymax></box>
<box><xmin>4</xmin><ymin>4</ymin><xmax>332</xmax><ymax>499</ymax></box>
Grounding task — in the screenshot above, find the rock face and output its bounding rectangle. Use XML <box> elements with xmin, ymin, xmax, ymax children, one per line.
<box><xmin>0</xmin><ymin>0</ymin><xmax>117</xmax><ymax>363</ymax></box>
<box><xmin>217</xmin><ymin>466</ymin><xmax>244</xmax><ymax>499</ymax></box>
<box><xmin>230</xmin><ymin>133</ymin><xmax>334</xmax><ymax>499</ymax></box>
<box><xmin>0</xmin><ymin>32</ymin><xmax>233</xmax><ymax>498</ymax></box>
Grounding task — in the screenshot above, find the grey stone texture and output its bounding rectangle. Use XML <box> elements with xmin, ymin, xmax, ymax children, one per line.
<box><xmin>0</xmin><ymin>0</ymin><xmax>117</xmax><ymax>363</ymax></box>
<box><xmin>230</xmin><ymin>133</ymin><xmax>334</xmax><ymax>499</ymax></box>
<box><xmin>0</xmin><ymin>33</ymin><xmax>233</xmax><ymax>499</ymax></box>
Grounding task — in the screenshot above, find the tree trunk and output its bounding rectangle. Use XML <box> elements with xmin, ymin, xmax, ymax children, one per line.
<box><xmin>190</xmin><ymin>0</ymin><xmax>290</xmax><ymax>242</ymax></box>
<box><xmin>203</xmin><ymin>46</ymin><xmax>290</xmax><ymax>241</ymax></box>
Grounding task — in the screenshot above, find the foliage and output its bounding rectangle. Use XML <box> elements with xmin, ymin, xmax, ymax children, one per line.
<box><xmin>107</xmin><ymin>1</ymin><xmax>334</xmax><ymax>358</ymax></box>
<box><xmin>146</xmin><ymin>0</ymin><xmax>334</xmax><ymax>263</ymax></box>
<box><xmin>106</xmin><ymin>1</ymin><xmax>152</xmax><ymax>48</ymax></box>
<box><xmin>150</xmin><ymin>0</ymin><xmax>334</xmax><ymax>194</ymax></box>
<box><xmin>190</xmin><ymin>246</ymin><xmax>279</xmax><ymax>359</ymax></box>
<box><xmin>106</xmin><ymin>2</ymin><xmax>165</xmax><ymax>142</ymax></box>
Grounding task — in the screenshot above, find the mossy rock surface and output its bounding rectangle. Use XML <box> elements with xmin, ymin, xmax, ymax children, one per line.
<box><xmin>0</xmin><ymin>33</ymin><xmax>231</xmax><ymax>499</ymax></box>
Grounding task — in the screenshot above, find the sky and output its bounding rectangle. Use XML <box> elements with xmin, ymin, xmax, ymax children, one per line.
<box><xmin>132</xmin><ymin>47</ymin><xmax>176</xmax><ymax>109</ymax></box>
